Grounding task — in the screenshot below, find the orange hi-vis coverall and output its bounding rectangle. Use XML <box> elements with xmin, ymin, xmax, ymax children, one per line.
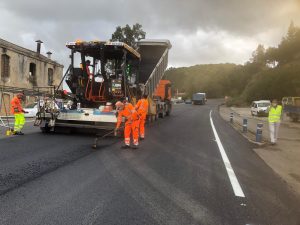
<box><xmin>116</xmin><ymin>103</ymin><xmax>139</xmax><ymax>146</ymax></box>
<box><xmin>10</xmin><ymin>96</ymin><xmax>25</xmax><ymax>132</ymax></box>
<box><xmin>135</xmin><ymin>98</ymin><xmax>149</xmax><ymax>138</ymax></box>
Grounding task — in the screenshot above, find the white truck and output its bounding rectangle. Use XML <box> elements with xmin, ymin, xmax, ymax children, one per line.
<box><xmin>192</xmin><ymin>93</ymin><xmax>206</xmax><ymax>105</ymax></box>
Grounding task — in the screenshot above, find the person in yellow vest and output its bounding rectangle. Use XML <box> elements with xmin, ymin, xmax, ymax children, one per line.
<box><xmin>135</xmin><ymin>94</ymin><xmax>149</xmax><ymax>140</ymax></box>
<box><xmin>268</xmin><ymin>99</ymin><xmax>282</xmax><ymax>145</ymax></box>
<box><xmin>10</xmin><ymin>93</ymin><xmax>28</xmax><ymax>135</ymax></box>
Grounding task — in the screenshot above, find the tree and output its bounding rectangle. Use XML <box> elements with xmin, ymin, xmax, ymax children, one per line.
<box><xmin>286</xmin><ymin>21</ymin><xmax>297</xmax><ymax>41</ymax></box>
<box><xmin>251</xmin><ymin>44</ymin><xmax>266</xmax><ymax>66</ymax></box>
<box><xmin>265</xmin><ymin>47</ymin><xmax>279</xmax><ymax>67</ymax></box>
<box><xmin>275</xmin><ymin>21</ymin><xmax>300</xmax><ymax>65</ymax></box>
<box><xmin>111</xmin><ymin>23</ymin><xmax>146</xmax><ymax>48</ymax></box>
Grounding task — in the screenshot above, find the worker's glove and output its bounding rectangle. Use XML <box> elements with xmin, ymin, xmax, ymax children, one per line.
<box><xmin>14</xmin><ymin>108</ymin><xmax>19</xmax><ymax>113</ymax></box>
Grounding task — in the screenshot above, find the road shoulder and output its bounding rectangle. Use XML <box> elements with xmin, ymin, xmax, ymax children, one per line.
<box><xmin>219</xmin><ymin>105</ymin><xmax>300</xmax><ymax>197</ymax></box>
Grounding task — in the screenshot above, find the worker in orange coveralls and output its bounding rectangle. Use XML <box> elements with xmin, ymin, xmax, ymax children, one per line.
<box><xmin>135</xmin><ymin>94</ymin><xmax>149</xmax><ymax>140</ymax></box>
<box><xmin>115</xmin><ymin>100</ymin><xmax>140</xmax><ymax>149</ymax></box>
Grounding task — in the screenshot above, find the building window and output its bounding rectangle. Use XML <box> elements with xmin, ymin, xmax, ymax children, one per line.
<box><xmin>1</xmin><ymin>54</ymin><xmax>10</xmax><ymax>82</ymax></box>
<box><xmin>48</xmin><ymin>68</ymin><xmax>53</xmax><ymax>85</ymax></box>
<box><xmin>29</xmin><ymin>63</ymin><xmax>37</xmax><ymax>86</ymax></box>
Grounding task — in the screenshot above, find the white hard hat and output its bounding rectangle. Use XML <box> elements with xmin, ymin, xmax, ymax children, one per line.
<box><xmin>115</xmin><ymin>101</ymin><xmax>124</xmax><ymax>108</ymax></box>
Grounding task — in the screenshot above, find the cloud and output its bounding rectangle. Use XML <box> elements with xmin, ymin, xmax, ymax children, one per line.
<box><xmin>0</xmin><ymin>0</ymin><xmax>300</xmax><ymax>67</ymax></box>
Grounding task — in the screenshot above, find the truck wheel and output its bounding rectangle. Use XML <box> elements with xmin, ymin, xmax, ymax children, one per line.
<box><xmin>166</xmin><ymin>108</ymin><xmax>171</xmax><ymax>116</ymax></box>
<box><xmin>151</xmin><ymin>115</ymin><xmax>154</xmax><ymax>121</ymax></box>
<box><xmin>159</xmin><ymin>112</ymin><xmax>164</xmax><ymax>118</ymax></box>
<box><xmin>40</xmin><ymin>126</ymin><xmax>51</xmax><ymax>133</ymax></box>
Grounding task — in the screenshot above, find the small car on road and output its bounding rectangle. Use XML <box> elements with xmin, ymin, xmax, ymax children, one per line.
<box><xmin>251</xmin><ymin>100</ymin><xmax>271</xmax><ymax>116</ymax></box>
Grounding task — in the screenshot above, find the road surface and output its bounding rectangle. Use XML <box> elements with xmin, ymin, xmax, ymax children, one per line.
<box><xmin>0</xmin><ymin>100</ymin><xmax>299</xmax><ymax>225</ymax></box>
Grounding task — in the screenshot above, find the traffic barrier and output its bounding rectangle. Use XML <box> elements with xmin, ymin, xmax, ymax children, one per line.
<box><xmin>256</xmin><ymin>123</ymin><xmax>263</xmax><ymax>142</ymax></box>
<box><xmin>230</xmin><ymin>112</ymin><xmax>234</xmax><ymax>123</ymax></box>
<box><xmin>242</xmin><ymin>118</ymin><xmax>248</xmax><ymax>133</ymax></box>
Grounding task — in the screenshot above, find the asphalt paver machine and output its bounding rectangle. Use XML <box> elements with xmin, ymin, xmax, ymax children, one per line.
<box><xmin>36</xmin><ymin>39</ymin><xmax>172</xmax><ymax>133</ymax></box>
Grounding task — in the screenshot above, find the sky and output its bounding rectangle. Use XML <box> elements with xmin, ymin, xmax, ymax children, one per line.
<box><xmin>0</xmin><ymin>0</ymin><xmax>300</xmax><ymax>68</ymax></box>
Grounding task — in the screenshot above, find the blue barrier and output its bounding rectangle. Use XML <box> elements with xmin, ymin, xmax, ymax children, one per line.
<box><xmin>230</xmin><ymin>112</ymin><xmax>234</xmax><ymax>123</ymax></box>
<box><xmin>256</xmin><ymin>123</ymin><xmax>263</xmax><ymax>142</ymax></box>
<box><xmin>242</xmin><ymin>118</ymin><xmax>248</xmax><ymax>133</ymax></box>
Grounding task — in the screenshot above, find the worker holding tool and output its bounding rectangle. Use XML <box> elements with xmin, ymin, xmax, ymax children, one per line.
<box><xmin>115</xmin><ymin>100</ymin><xmax>139</xmax><ymax>149</ymax></box>
<box><xmin>10</xmin><ymin>93</ymin><xmax>27</xmax><ymax>135</ymax></box>
<box><xmin>135</xmin><ymin>94</ymin><xmax>149</xmax><ymax>140</ymax></box>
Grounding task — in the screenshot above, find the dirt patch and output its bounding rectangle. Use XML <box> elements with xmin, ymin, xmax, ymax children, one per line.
<box><xmin>290</xmin><ymin>173</ymin><xmax>300</xmax><ymax>183</ymax></box>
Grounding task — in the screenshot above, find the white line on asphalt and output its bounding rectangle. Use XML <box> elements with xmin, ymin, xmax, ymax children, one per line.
<box><xmin>209</xmin><ymin>110</ymin><xmax>245</xmax><ymax>198</ymax></box>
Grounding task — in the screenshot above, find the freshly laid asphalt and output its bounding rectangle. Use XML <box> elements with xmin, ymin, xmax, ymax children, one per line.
<box><xmin>0</xmin><ymin>100</ymin><xmax>299</xmax><ymax>225</ymax></box>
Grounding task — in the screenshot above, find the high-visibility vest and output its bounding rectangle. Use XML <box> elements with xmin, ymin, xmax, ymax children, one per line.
<box><xmin>268</xmin><ymin>105</ymin><xmax>282</xmax><ymax>123</ymax></box>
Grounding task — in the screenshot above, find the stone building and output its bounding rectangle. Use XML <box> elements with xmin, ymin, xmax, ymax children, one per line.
<box><xmin>0</xmin><ymin>38</ymin><xmax>63</xmax><ymax>116</ymax></box>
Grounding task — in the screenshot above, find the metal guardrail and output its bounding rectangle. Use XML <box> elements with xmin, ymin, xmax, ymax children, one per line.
<box><xmin>144</xmin><ymin>48</ymin><xmax>169</xmax><ymax>97</ymax></box>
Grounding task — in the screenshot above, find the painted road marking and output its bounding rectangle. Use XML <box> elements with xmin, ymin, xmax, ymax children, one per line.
<box><xmin>209</xmin><ymin>110</ymin><xmax>245</xmax><ymax>198</ymax></box>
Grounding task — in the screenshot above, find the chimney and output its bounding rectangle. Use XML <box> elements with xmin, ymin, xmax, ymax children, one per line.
<box><xmin>36</xmin><ymin>40</ymin><xmax>43</xmax><ymax>54</ymax></box>
<box><xmin>46</xmin><ymin>51</ymin><xmax>52</xmax><ymax>59</ymax></box>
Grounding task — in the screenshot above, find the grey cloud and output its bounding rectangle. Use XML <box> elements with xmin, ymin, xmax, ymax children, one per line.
<box><xmin>2</xmin><ymin>0</ymin><xmax>300</xmax><ymax>34</ymax></box>
<box><xmin>0</xmin><ymin>0</ymin><xmax>300</xmax><ymax>67</ymax></box>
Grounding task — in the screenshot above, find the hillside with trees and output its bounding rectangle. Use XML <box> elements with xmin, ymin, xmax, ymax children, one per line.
<box><xmin>164</xmin><ymin>22</ymin><xmax>300</xmax><ymax>105</ymax></box>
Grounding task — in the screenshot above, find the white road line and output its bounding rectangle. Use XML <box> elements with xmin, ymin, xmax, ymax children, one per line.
<box><xmin>209</xmin><ymin>110</ymin><xmax>245</xmax><ymax>198</ymax></box>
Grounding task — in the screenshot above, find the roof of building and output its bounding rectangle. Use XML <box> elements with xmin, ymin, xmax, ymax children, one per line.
<box><xmin>0</xmin><ymin>38</ymin><xmax>63</xmax><ymax>68</ymax></box>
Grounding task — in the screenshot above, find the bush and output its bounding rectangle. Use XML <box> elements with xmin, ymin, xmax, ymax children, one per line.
<box><xmin>225</xmin><ymin>96</ymin><xmax>248</xmax><ymax>107</ymax></box>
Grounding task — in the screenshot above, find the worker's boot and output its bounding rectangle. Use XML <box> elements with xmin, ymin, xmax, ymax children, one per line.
<box><xmin>121</xmin><ymin>145</ymin><xmax>130</xmax><ymax>149</ymax></box>
<box><xmin>131</xmin><ymin>145</ymin><xmax>139</xmax><ymax>150</ymax></box>
<box><xmin>140</xmin><ymin>137</ymin><xmax>145</xmax><ymax>141</ymax></box>
<box><xmin>13</xmin><ymin>131</ymin><xmax>18</xmax><ymax>135</ymax></box>
<box><xmin>18</xmin><ymin>131</ymin><xmax>24</xmax><ymax>135</ymax></box>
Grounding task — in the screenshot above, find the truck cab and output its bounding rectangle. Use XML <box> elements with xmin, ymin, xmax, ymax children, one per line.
<box><xmin>282</xmin><ymin>97</ymin><xmax>300</xmax><ymax>122</ymax></box>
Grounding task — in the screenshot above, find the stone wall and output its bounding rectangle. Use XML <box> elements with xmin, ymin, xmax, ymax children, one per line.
<box><xmin>0</xmin><ymin>39</ymin><xmax>63</xmax><ymax>116</ymax></box>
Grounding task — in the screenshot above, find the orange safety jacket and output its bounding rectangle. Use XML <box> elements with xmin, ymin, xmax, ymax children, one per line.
<box><xmin>10</xmin><ymin>96</ymin><xmax>23</xmax><ymax>114</ymax></box>
<box><xmin>116</xmin><ymin>103</ymin><xmax>139</xmax><ymax>129</ymax></box>
<box><xmin>135</xmin><ymin>99</ymin><xmax>149</xmax><ymax>115</ymax></box>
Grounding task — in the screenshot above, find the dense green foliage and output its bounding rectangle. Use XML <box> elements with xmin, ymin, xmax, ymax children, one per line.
<box><xmin>164</xmin><ymin>22</ymin><xmax>300</xmax><ymax>105</ymax></box>
<box><xmin>111</xmin><ymin>23</ymin><xmax>146</xmax><ymax>48</ymax></box>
